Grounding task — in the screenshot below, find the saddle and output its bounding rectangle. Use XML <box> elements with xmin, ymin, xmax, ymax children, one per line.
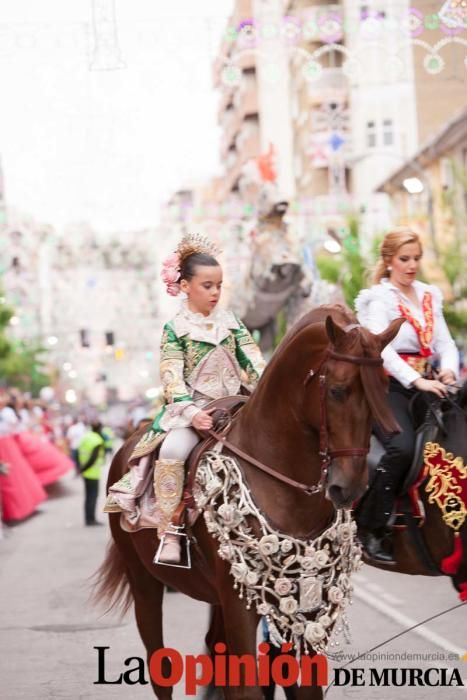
<box><xmin>367</xmin><ymin>395</ymin><xmax>445</xmax><ymax>522</ymax></box>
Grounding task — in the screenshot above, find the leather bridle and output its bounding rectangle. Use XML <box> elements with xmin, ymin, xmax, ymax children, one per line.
<box><xmin>206</xmin><ymin>344</ymin><xmax>384</xmax><ymax>497</ymax></box>
<box><xmin>303</xmin><ymin>347</ymin><xmax>383</xmax><ymax>494</ymax></box>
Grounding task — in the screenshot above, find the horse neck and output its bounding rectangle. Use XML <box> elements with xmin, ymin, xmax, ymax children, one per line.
<box><xmin>230</xmin><ymin>326</ymin><xmax>334</xmax><ymax>533</ymax></box>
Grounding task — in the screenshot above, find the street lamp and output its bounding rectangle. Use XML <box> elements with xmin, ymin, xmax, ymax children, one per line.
<box><xmin>65</xmin><ymin>389</ymin><xmax>77</xmax><ymax>404</ymax></box>
<box><xmin>402</xmin><ymin>177</ymin><xmax>424</xmax><ymax>195</ymax></box>
<box><xmin>401</xmin><ymin>166</ymin><xmax>438</xmax><ymax>257</ymax></box>
<box><xmin>324</xmin><ymin>239</ymin><xmax>342</xmax><ymax>253</ymax></box>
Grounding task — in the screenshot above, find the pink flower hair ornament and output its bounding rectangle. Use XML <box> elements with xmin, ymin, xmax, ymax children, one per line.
<box><xmin>161</xmin><ymin>252</ymin><xmax>181</xmax><ymax>297</ymax></box>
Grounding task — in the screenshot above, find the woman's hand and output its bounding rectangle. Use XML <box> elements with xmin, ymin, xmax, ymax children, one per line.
<box><xmin>413</xmin><ymin>377</ymin><xmax>449</xmax><ymax>398</ymax></box>
<box><xmin>191</xmin><ymin>410</ymin><xmax>214</xmax><ymax>431</ymax></box>
<box><xmin>436</xmin><ymin>369</ymin><xmax>456</xmax><ymax>385</ymax></box>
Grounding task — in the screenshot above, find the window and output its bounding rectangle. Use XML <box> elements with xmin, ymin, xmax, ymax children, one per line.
<box><xmin>366</xmin><ymin>121</ymin><xmax>377</xmax><ymax>148</ymax></box>
<box><xmin>383</xmin><ymin>119</ymin><xmax>394</xmax><ymax>146</ymax></box>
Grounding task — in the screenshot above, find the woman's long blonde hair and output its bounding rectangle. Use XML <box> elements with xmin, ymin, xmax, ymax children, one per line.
<box><xmin>373</xmin><ymin>228</ymin><xmax>423</xmax><ymax>283</ymax></box>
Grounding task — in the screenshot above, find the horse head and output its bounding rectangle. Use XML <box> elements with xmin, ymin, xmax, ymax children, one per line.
<box><xmin>287</xmin><ymin>310</ymin><xmax>404</xmax><ymax>510</ymax></box>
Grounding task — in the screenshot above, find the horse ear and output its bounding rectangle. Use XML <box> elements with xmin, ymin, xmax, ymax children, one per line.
<box><xmin>377</xmin><ymin>317</ymin><xmax>405</xmax><ymax>350</ymax></box>
<box><xmin>325</xmin><ymin>315</ymin><xmax>346</xmax><ymax>347</ymax></box>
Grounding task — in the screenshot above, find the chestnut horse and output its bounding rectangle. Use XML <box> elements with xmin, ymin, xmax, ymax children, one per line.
<box><xmin>364</xmin><ymin>381</ymin><xmax>467</xmax><ymax>596</ymax></box>
<box><xmin>95</xmin><ymin>306</ymin><xmax>403</xmax><ymax>700</ymax></box>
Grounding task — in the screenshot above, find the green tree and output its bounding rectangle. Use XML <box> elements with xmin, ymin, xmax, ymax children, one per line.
<box><xmin>316</xmin><ymin>216</ymin><xmax>372</xmax><ymax>308</ymax></box>
<box><xmin>0</xmin><ymin>292</ymin><xmax>13</xmax><ymax>363</ymax></box>
<box><xmin>0</xmin><ymin>285</ymin><xmax>51</xmax><ymax>394</ymax></box>
<box><xmin>0</xmin><ymin>339</ymin><xmax>50</xmax><ymax>394</ymax></box>
<box><xmin>437</xmin><ymin>160</ymin><xmax>467</xmax><ymax>338</ymax></box>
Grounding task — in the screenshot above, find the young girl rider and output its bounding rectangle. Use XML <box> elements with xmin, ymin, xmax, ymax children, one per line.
<box><xmin>104</xmin><ymin>235</ymin><xmax>265</xmax><ymax>564</ymax></box>
<box><xmin>355</xmin><ymin>228</ymin><xmax>459</xmax><ymax>563</ymax></box>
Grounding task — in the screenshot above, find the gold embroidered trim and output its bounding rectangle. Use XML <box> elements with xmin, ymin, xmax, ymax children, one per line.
<box><xmin>102</xmin><ymin>494</ymin><xmax>123</xmax><ymax>513</ymax></box>
<box><xmin>424</xmin><ymin>441</ymin><xmax>467</xmax><ymax>532</ymax></box>
<box><xmin>130</xmin><ymin>430</ymin><xmax>165</xmax><ymax>460</ymax></box>
<box><xmin>153</xmin><ymin>458</ymin><xmax>185</xmax><ymax>534</ymax></box>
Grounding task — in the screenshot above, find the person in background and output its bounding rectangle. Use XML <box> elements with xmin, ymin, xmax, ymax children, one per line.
<box><xmin>66</xmin><ymin>416</ymin><xmax>87</xmax><ymax>476</ymax></box>
<box><xmin>0</xmin><ymin>391</ymin><xmax>46</xmax><ymax>522</ymax></box>
<box><xmin>78</xmin><ymin>421</ymin><xmax>106</xmax><ymax>526</ymax></box>
<box><xmin>101</xmin><ymin>425</ymin><xmax>115</xmax><ymax>455</ymax></box>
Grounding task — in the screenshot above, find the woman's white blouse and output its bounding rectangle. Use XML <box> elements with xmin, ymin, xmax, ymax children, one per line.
<box><xmin>355</xmin><ymin>279</ymin><xmax>459</xmax><ymax>388</ymax></box>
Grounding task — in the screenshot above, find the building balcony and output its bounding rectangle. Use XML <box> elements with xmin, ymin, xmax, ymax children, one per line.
<box><xmin>236</xmin><ymin>130</ymin><xmax>261</xmax><ymax>163</ymax></box>
<box><xmin>220</xmin><ymin>136</ymin><xmax>262</xmax><ymax>198</ymax></box>
<box><xmin>217</xmin><ymin>86</ymin><xmax>236</xmax><ymax>123</ymax></box>
<box><xmin>220</xmin><ymin>85</ymin><xmax>259</xmax><ymax>157</ymax></box>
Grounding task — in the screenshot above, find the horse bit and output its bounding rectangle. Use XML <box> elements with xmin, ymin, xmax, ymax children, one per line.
<box><xmin>207</xmin><ymin>344</ymin><xmax>384</xmax><ymax>497</ymax></box>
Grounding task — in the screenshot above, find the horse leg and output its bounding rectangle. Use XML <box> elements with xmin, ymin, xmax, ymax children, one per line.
<box><xmin>123</xmin><ymin>550</ymin><xmax>172</xmax><ymax>699</ymax></box>
<box><xmin>218</xmin><ymin>586</ymin><xmax>324</xmax><ymax>700</ymax></box>
<box><xmin>217</xmin><ymin>583</ymin><xmax>263</xmax><ymax>700</ymax></box>
<box><xmin>201</xmin><ymin>605</ymin><xmax>227</xmax><ymax>700</ymax></box>
<box><xmin>294</xmin><ymin>683</ymin><xmax>323</xmax><ymax>700</ymax></box>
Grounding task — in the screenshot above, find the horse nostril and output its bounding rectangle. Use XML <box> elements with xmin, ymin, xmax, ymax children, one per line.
<box><xmin>327</xmin><ymin>483</ymin><xmax>364</xmax><ymax>508</ymax></box>
<box><xmin>327</xmin><ymin>484</ymin><xmax>347</xmax><ymax>507</ymax></box>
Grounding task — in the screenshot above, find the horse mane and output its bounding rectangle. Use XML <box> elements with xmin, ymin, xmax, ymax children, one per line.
<box><xmin>260</xmin><ymin>304</ymin><xmax>399</xmax><ymax>435</ymax></box>
<box><xmin>358</xmin><ymin>326</ymin><xmax>399</xmax><ymax>434</ymax></box>
<box><xmin>281</xmin><ymin>304</ymin><xmax>355</xmax><ymax>348</ymax></box>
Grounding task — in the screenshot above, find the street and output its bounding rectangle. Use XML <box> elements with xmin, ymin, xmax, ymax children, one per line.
<box><xmin>0</xmin><ymin>467</ymin><xmax>465</xmax><ymax>700</ymax></box>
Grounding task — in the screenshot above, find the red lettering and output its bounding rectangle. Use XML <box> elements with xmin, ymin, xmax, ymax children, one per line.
<box><xmin>300</xmin><ymin>653</ymin><xmax>328</xmax><ymax>687</ymax></box>
<box><xmin>185</xmin><ymin>655</ymin><xmax>213</xmax><ymax>695</ymax></box>
<box><xmin>149</xmin><ymin>648</ymin><xmax>183</xmax><ymax>687</ymax></box>
<box><xmin>213</xmin><ymin>643</ymin><xmax>227</xmax><ymax>686</ymax></box>
<box><xmin>271</xmin><ymin>654</ymin><xmax>300</xmax><ymax>688</ymax></box>
<box><xmin>228</xmin><ymin>654</ymin><xmax>257</xmax><ymax>687</ymax></box>
<box><xmin>257</xmin><ymin>642</ymin><xmax>271</xmax><ymax>686</ymax></box>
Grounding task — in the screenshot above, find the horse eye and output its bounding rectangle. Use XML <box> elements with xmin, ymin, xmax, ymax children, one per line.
<box><xmin>329</xmin><ymin>386</ymin><xmax>349</xmax><ymax>401</ymax></box>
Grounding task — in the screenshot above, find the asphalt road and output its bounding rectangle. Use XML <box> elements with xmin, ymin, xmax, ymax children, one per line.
<box><xmin>1</xmin><ymin>466</ymin><xmax>466</xmax><ymax>700</ymax></box>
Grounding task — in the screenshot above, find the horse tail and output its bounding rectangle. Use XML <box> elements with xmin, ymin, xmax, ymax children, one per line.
<box><xmin>91</xmin><ymin>540</ymin><xmax>133</xmax><ymax>616</ymax></box>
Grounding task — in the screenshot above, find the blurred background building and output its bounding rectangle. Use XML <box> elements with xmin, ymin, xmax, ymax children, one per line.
<box><xmin>1</xmin><ymin>0</ymin><xmax>466</xmax><ymax>403</ymax></box>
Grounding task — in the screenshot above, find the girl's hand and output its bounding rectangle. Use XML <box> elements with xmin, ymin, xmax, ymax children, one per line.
<box><xmin>436</xmin><ymin>369</ymin><xmax>456</xmax><ymax>385</ymax></box>
<box><xmin>413</xmin><ymin>377</ymin><xmax>449</xmax><ymax>398</ymax></box>
<box><xmin>191</xmin><ymin>410</ymin><xmax>214</xmax><ymax>431</ymax></box>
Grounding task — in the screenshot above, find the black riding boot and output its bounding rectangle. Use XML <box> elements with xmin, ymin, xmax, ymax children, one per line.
<box><xmin>359</xmin><ymin>527</ymin><xmax>395</xmax><ymax>564</ymax></box>
<box><xmin>355</xmin><ymin>465</ymin><xmax>396</xmax><ymax>564</ymax></box>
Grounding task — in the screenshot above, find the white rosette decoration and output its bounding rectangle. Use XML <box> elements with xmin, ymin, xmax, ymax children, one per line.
<box><xmin>193</xmin><ymin>451</ymin><xmax>362</xmax><ymax>655</ymax></box>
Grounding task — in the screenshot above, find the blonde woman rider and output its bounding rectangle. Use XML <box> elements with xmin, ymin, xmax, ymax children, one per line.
<box><xmin>355</xmin><ymin>228</ymin><xmax>459</xmax><ymax>563</ymax></box>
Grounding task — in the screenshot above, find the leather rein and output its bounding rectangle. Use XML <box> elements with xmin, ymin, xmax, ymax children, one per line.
<box><xmin>207</xmin><ymin>345</ymin><xmax>383</xmax><ymax>497</ymax></box>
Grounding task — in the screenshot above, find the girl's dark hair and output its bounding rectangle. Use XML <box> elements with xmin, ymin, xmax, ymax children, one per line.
<box><xmin>179</xmin><ymin>252</ymin><xmax>220</xmax><ymax>282</ymax></box>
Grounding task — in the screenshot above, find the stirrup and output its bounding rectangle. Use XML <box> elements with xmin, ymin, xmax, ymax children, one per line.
<box><xmin>153</xmin><ymin>524</ymin><xmax>192</xmax><ymax>569</ymax></box>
